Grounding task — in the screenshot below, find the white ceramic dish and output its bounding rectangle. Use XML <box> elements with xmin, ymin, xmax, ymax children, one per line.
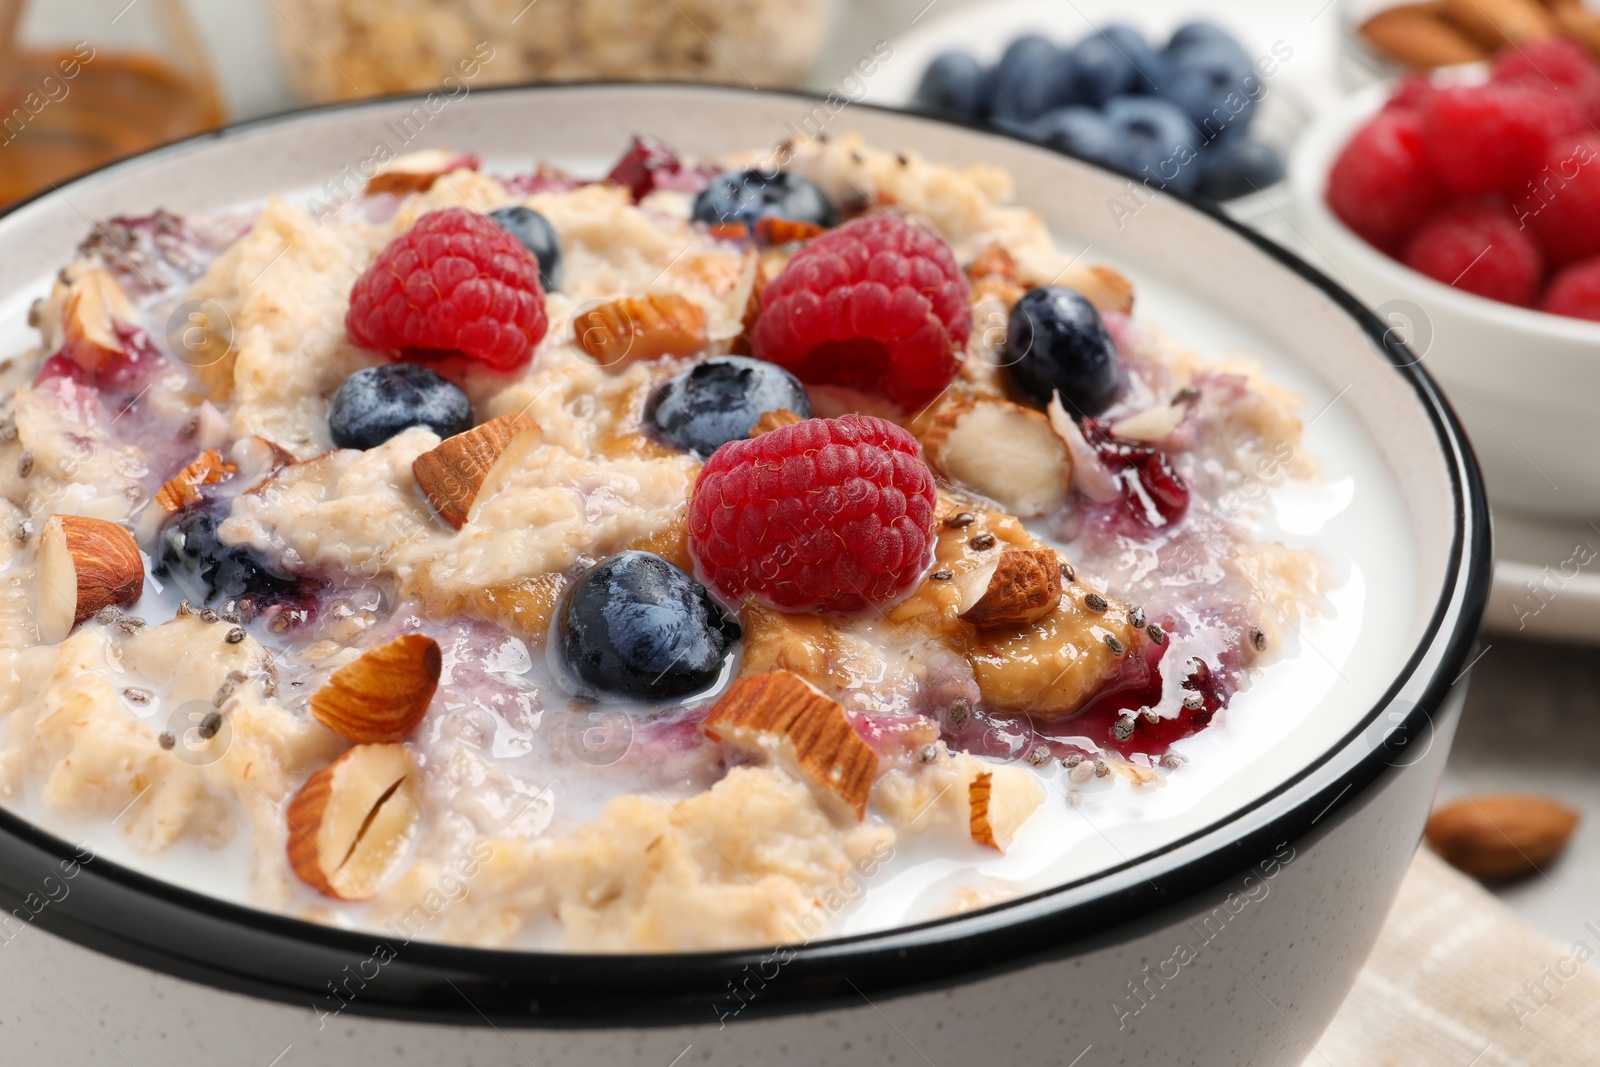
<box><xmin>0</xmin><ymin>84</ymin><xmax>1488</xmax><ymax>1067</ymax></box>
<box><xmin>1290</xmin><ymin>79</ymin><xmax>1600</xmax><ymax>519</ymax></box>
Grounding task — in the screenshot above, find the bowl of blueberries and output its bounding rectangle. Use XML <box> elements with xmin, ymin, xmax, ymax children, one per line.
<box><xmin>903</xmin><ymin>19</ymin><xmax>1308</xmax><ymax>223</ymax></box>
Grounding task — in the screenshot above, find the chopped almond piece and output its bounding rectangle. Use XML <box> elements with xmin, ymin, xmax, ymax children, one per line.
<box><xmin>922</xmin><ymin>400</ymin><xmax>1072</xmax><ymax>517</ymax></box>
<box><xmin>363</xmin><ymin>149</ymin><xmax>481</xmax><ymax>196</ymax></box>
<box><xmin>574</xmin><ymin>294</ymin><xmax>707</xmax><ymax>368</ymax></box>
<box><xmin>754</xmin><ymin>217</ymin><xmax>826</xmax><ymax>246</ymax></box>
<box><xmin>154</xmin><ymin>450</ymin><xmax>237</xmax><ymax>512</ymax></box>
<box><xmin>310</xmin><ymin>634</ymin><xmax>441</xmax><ymax>743</ymax></box>
<box><xmin>286</xmin><ymin>744</ymin><xmax>420</xmax><ymax>900</ymax></box>
<box><xmin>37</xmin><ymin>515</ymin><xmax>144</xmax><ymax>644</ymax></box>
<box><xmin>703</xmin><ymin>671</ymin><xmax>877</xmax><ymax>820</ymax></box>
<box><xmin>954</xmin><ymin>547</ymin><xmax>1063</xmax><ymax>629</ymax></box>
<box><xmin>748</xmin><ymin>408</ymin><xmax>804</xmax><ymax>437</ymax></box>
<box><xmin>412</xmin><ymin>412</ymin><xmax>537</xmax><ymax>529</ymax></box>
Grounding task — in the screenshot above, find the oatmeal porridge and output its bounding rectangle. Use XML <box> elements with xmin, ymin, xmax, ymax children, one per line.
<box><xmin>0</xmin><ymin>132</ymin><xmax>1348</xmax><ymax>952</ymax></box>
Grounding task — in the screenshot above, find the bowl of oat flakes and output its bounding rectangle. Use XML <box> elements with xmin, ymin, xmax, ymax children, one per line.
<box><xmin>0</xmin><ymin>84</ymin><xmax>1487</xmax><ymax>1067</ymax></box>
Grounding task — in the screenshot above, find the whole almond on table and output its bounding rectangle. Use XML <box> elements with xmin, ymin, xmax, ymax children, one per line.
<box><xmin>1425</xmin><ymin>793</ymin><xmax>1579</xmax><ymax>880</ymax></box>
<box><xmin>309</xmin><ymin>633</ymin><xmax>441</xmax><ymax>744</ymax></box>
<box><xmin>1361</xmin><ymin>3</ymin><xmax>1492</xmax><ymax>65</ymax></box>
<box><xmin>36</xmin><ymin>515</ymin><xmax>145</xmax><ymax>644</ymax></box>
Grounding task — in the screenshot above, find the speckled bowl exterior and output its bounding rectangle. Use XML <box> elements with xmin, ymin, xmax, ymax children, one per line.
<box><xmin>0</xmin><ymin>84</ymin><xmax>1489</xmax><ymax>1066</ymax></box>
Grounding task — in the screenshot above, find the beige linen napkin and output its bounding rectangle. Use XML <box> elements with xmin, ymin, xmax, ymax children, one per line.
<box><xmin>1310</xmin><ymin>848</ymin><xmax>1600</xmax><ymax>1066</ymax></box>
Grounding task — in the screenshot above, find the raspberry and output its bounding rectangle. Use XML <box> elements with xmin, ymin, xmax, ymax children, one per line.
<box><xmin>346</xmin><ymin>207</ymin><xmax>548</xmax><ymax>374</ymax></box>
<box><xmin>1492</xmin><ymin>36</ymin><xmax>1600</xmax><ymax>123</ymax></box>
<box><xmin>1541</xmin><ymin>257</ymin><xmax>1600</xmax><ymax>322</ymax></box>
<box><xmin>1525</xmin><ymin>134</ymin><xmax>1600</xmax><ymax>266</ymax></box>
<box><xmin>1402</xmin><ymin>200</ymin><xmax>1545</xmax><ymax>306</ymax></box>
<box><xmin>1419</xmin><ymin>83</ymin><xmax>1585</xmax><ymax>195</ymax></box>
<box><xmin>1326</xmin><ymin>109</ymin><xmax>1440</xmax><ymax>251</ymax></box>
<box><xmin>752</xmin><ymin>215</ymin><xmax>972</xmax><ymax>410</ymax></box>
<box><xmin>687</xmin><ymin>415</ymin><xmax>937</xmax><ymax>616</ymax></box>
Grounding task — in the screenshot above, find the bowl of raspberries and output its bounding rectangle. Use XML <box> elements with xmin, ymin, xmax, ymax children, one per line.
<box><xmin>1292</xmin><ymin>36</ymin><xmax>1600</xmax><ymax>517</ymax></box>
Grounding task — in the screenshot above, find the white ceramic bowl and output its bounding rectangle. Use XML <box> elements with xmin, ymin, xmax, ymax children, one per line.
<box><xmin>0</xmin><ymin>84</ymin><xmax>1488</xmax><ymax>1067</ymax></box>
<box><xmin>1291</xmin><ymin>80</ymin><xmax>1600</xmax><ymax>519</ymax></box>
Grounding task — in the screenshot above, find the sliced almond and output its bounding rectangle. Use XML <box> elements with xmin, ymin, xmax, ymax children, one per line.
<box><xmin>37</xmin><ymin>515</ymin><xmax>144</xmax><ymax>644</ymax></box>
<box><xmin>748</xmin><ymin>408</ymin><xmax>804</xmax><ymax>437</ymax></box>
<box><xmin>966</xmin><ymin>243</ymin><xmax>1020</xmax><ymax>284</ymax></box>
<box><xmin>62</xmin><ymin>268</ymin><xmax>135</xmax><ymax>370</ymax></box>
<box><xmin>1425</xmin><ymin>794</ymin><xmax>1579</xmax><ymax>880</ymax></box>
<box><xmin>286</xmin><ymin>743</ymin><xmax>420</xmax><ymax>900</ymax></box>
<box><xmin>702</xmin><ymin>670</ymin><xmax>877</xmax><ymax>820</ymax></box>
<box><xmin>574</xmin><ymin>294</ymin><xmax>708</xmax><ymax>369</ymax></box>
<box><xmin>310</xmin><ymin>634</ymin><xmax>441</xmax><ymax>743</ymax></box>
<box><xmin>363</xmin><ymin>149</ymin><xmax>481</xmax><ymax>196</ymax></box>
<box><xmin>955</xmin><ymin>547</ymin><xmax>1062</xmax><ymax>629</ymax></box>
<box><xmin>1109</xmin><ymin>404</ymin><xmax>1186</xmax><ymax>443</ymax></box>
<box><xmin>412</xmin><ymin>412</ymin><xmax>536</xmax><ymax>529</ymax></box>
<box><xmin>922</xmin><ymin>400</ymin><xmax>1072</xmax><ymax>517</ymax></box>
<box><xmin>154</xmin><ymin>450</ymin><xmax>237</xmax><ymax>512</ymax></box>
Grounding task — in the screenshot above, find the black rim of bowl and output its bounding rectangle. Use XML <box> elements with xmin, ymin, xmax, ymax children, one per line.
<box><xmin>0</xmin><ymin>81</ymin><xmax>1492</xmax><ymax>1029</ymax></box>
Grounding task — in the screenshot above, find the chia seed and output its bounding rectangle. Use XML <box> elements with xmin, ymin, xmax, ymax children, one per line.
<box><xmin>177</xmin><ymin>600</ymin><xmax>198</xmax><ymax>617</ymax></box>
<box><xmin>918</xmin><ymin>744</ymin><xmax>939</xmax><ymax>763</ymax></box>
<box><xmin>117</xmin><ymin>617</ymin><xmax>146</xmax><ymax>634</ymax></box>
<box><xmin>1084</xmin><ymin>593</ymin><xmax>1108</xmax><ymax>613</ymax></box>
<box><xmin>1142</xmin><ymin>708</ymin><xmax>1161</xmax><ymax>724</ymax></box>
<box><xmin>1061</xmin><ymin>562</ymin><xmax>1076</xmax><ymax>583</ymax></box>
<box><xmin>1129</xmin><ymin>606</ymin><xmax>1146</xmax><ymax>629</ymax></box>
<box><xmin>158</xmin><ymin>732</ymin><xmax>175</xmax><ymax>751</ymax></box>
<box><xmin>225</xmin><ymin>627</ymin><xmax>246</xmax><ymax>644</ymax></box>
<box><xmin>1027</xmin><ymin>745</ymin><xmax>1050</xmax><ymax>766</ymax></box>
<box><xmin>0</xmin><ymin>420</ymin><xmax>16</xmax><ymax>443</ymax></box>
<box><xmin>1104</xmin><ymin>634</ymin><xmax>1125</xmax><ymax>656</ymax></box>
<box><xmin>199</xmin><ymin>608</ymin><xmax>219</xmax><ymax>623</ymax></box>
<box><xmin>947</xmin><ymin>699</ymin><xmax>971</xmax><ymax>730</ymax></box>
<box><xmin>1093</xmin><ymin>759</ymin><xmax>1110</xmax><ymax>778</ymax></box>
<box><xmin>1147</xmin><ymin>623</ymin><xmax>1166</xmax><ymax>645</ymax></box>
<box><xmin>122</xmin><ymin>687</ymin><xmax>152</xmax><ymax>705</ymax></box>
<box><xmin>931</xmin><ymin>570</ymin><xmax>953</xmax><ymax>581</ymax></box>
<box><xmin>1183</xmin><ymin>691</ymin><xmax>1204</xmax><ymax>711</ymax></box>
<box><xmin>1250</xmin><ymin>626</ymin><xmax>1267</xmax><ymax>652</ymax></box>
<box><xmin>944</xmin><ymin>512</ymin><xmax>975</xmax><ymax>529</ymax></box>
<box><xmin>1112</xmin><ymin>715</ymin><xmax>1136</xmax><ymax>741</ymax></box>
<box><xmin>94</xmin><ymin>606</ymin><xmax>122</xmax><ymax>626</ymax></box>
<box><xmin>1160</xmin><ymin>752</ymin><xmax>1188</xmax><ymax>770</ymax></box>
<box><xmin>968</xmin><ymin>533</ymin><xmax>996</xmax><ymax>551</ymax></box>
<box><xmin>16</xmin><ymin>451</ymin><xmax>34</xmax><ymax>478</ymax></box>
<box><xmin>196</xmin><ymin>711</ymin><xmax>222</xmax><ymax>740</ymax></box>
<box><xmin>1061</xmin><ymin>754</ymin><xmax>1084</xmax><ymax>768</ymax></box>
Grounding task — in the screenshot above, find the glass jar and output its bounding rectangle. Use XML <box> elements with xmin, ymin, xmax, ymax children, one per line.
<box><xmin>0</xmin><ymin>0</ymin><xmax>224</xmax><ymax>207</ymax></box>
<box><xmin>270</xmin><ymin>0</ymin><xmax>836</xmax><ymax>105</ymax></box>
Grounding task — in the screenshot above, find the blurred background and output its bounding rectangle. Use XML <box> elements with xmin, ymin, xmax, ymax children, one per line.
<box><xmin>6</xmin><ymin>0</ymin><xmax>1600</xmax><ymax>1056</ymax></box>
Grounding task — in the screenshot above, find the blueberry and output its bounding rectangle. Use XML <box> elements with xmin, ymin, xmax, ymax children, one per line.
<box><xmin>1064</xmin><ymin>25</ymin><xmax>1160</xmax><ymax>106</ymax></box>
<box><xmin>1165</xmin><ymin>20</ymin><xmax>1248</xmax><ymax>60</ymax></box>
<box><xmin>488</xmin><ymin>206</ymin><xmax>562</xmax><ymax>291</ymax></box>
<box><xmin>155</xmin><ymin>497</ymin><xmax>305</xmax><ymax>607</ymax></box>
<box><xmin>329</xmin><ymin>364</ymin><xmax>473</xmax><ymax>451</ymax></box>
<box><xmin>1103</xmin><ymin>97</ymin><xmax>1203</xmax><ymax>193</ymax></box>
<box><xmin>648</xmin><ymin>356</ymin><xmax>811</xmax><ymax>456</ymax></box>
<box><xmin>558</xmin><ymin>551</ymin><xmax>741</xmax><ymax>700</ymax></box>
<box><xmin>1197</xmin><ymin>139</ymin><xmax>1285</xmax><ymax>201</ymax></box>
<box><xmin>1005</xmin><ymin>286</ymin><xmax>1120</xmax><ymax>416</ymax></box>
<box><xmin>989</xmin><ymin>34</ymin><xmax>1067</xmax><ymax>122</ymax></box>
<box><xmin>1160</xmin><ymin>42</ymin><xmax>1260</xmax><ymax>142</ymax></box>
<box><xmin>1023</xmin><ymin>107</ymin><xmax>1121</xmax><ymax>169</ymax></box>
<box><xmin>692</xmin><ymin>169</ymin><xmax>837</xmax><ymax>231</ymax></box>
<box><xmin>913</xmin><ymin>51</ymin><xmax>992</xmax><ymax>119</ymax></box>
